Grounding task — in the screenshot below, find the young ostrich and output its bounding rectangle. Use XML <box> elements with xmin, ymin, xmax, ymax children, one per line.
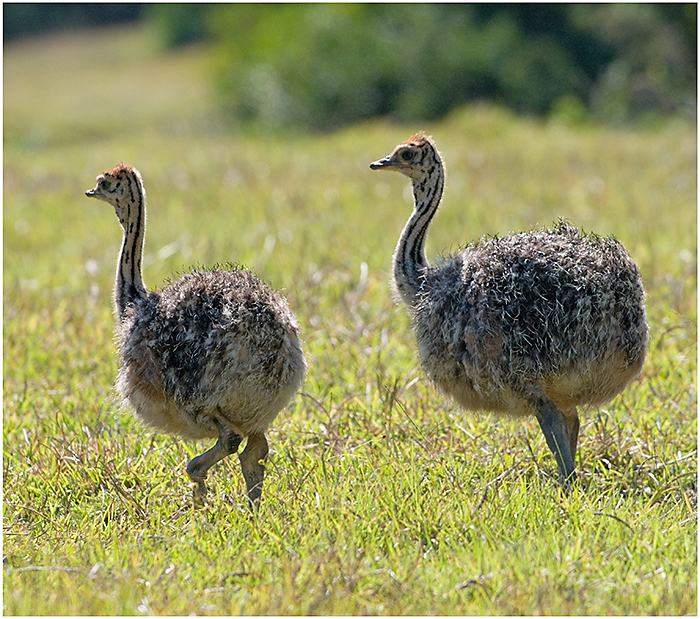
<box><xmin>86</xmin><ymin>163</ymin><xmax>306</xmax><ymax>509</ymax></box>
<box><xmin>371</xmin><ymin>133</ymin><xmax>648</xmax><ymax>487</ymax></box>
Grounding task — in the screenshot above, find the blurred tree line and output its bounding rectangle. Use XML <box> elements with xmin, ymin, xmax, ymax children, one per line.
<box><xmin>5</xmin><ymin>3</ymin><xmax>696</xmax><ymax>129</ymax></box>
<box><xmin>3</xmin><ymin>3</ymin><xmax>143</xmax><ymax>40</ymax></box>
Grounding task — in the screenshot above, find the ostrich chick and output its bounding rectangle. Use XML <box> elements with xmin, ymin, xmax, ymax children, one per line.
<box><xmin>371</xmin><ymin>133</ymin><xmax>648</xmax><ymax>487</ymax></box>
<box><xmin>86</xmin><ymin>163</ymin><xmax>306</xmax><ymax>508</ymax></box>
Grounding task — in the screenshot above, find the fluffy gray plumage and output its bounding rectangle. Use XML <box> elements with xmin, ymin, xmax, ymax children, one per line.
<box><xmin>116</xmin><ymin>268</ymin><xmax>305</xmax><ymax>441</ymax></box>
<box><xmin>417</xmin><ymin>222</ymin><xmax>647</xmax><ymax>413</ymax></box>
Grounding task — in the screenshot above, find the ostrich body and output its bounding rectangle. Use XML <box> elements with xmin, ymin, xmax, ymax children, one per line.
<box><xmin>86</xmin><ymin>163</ymin><xmax>306</xmax><ymax>508</ymax></box>
<box><xmin>371</xmin><ymin>133</ymin><xmax>648</xmax><ymax>487</ymax></box>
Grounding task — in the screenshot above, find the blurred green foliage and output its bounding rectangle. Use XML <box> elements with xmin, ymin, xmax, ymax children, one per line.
<box><xmin>3</xmin><ymin>3</ymin><xmax>695</xmax><ymax>129</ymax></box>
<box><xmin>206</xmin><ymin>4</ymin><xmax>588</xmax><ymax>129</ymax></box>
<box><xmin>203</xmin><ymin>3</ymin><xmax>695</xmax><ymax>129</ymax></box>
<box><xmin>144</xmin><ymin>3</ymin><xmax>210</xmax><ymax>48</ymax></box>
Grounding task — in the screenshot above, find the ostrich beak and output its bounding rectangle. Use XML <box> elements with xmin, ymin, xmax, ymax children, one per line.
<box><xmin>85</xmin><ymin>186</ymin><xmax>102</xmax><ymax>198</ymax></box>
<box><xmin>369</xmin><ymin>155</ymin><xmax>396</xmax><ymax>170</ymax></box>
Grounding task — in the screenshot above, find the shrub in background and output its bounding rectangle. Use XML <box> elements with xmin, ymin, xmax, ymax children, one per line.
<box><xmin>571</xmin><ymin>3</ymin><xmax>697</xmax><ymax>122</ymax></box>
<box><xmin>4</xmin><ymin>3</ymin><xmax>694</xmax><ymax>130</ymax></box>
<box><xmin>206</xmin><ymin>4</ymin><xmax>589</xmax><ymax>130</ymax></box>
<box><xmin>205</xmin><ymin>3</ymin><xmax>694</xmax><ymax>130</ymax></box>
<box><xmin>144</xmin><ymin>3</ymin><xmax>210</xmax><ymax>48</ymax></box>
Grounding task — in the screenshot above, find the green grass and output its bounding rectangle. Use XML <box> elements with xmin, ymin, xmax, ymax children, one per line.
<box><xmin>4</xmin><ymin>26</ymin><xmax>696</xmax><ymax>615</ymax></box>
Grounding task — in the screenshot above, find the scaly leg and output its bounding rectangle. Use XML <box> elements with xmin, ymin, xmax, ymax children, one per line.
<box><xmin>532</xmin><ymin>395</ymin><xmax>577</xmax><ymax>489</ymax></box>
<box><xmin>565</xmin><ymin>408</ymin><xmax>580</xmax><ymax>461</ymax></box>
<box><xmin>186</xmin><ymin>418</ymin><xmax>242</xmax><ymax>507</ymax></box>
<box><xmin>239</xmin><ymin>432</ymin><xmax>269</xmax><ymax>512</ymax></box>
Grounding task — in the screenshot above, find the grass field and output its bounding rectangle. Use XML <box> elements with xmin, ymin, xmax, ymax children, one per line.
<box><xmin>4</xmin><ymin>26</ymin><xmax>697</xmax><ymax>615</ymax></box>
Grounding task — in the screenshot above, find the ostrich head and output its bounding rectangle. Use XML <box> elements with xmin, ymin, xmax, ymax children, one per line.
<box><xmin>370</xmin><ymin>131</ymin><xmax>442</xmax><ymax>181</ymax></box>
<box><xmin>85</xmin><ymin>163</ymin><xmax>145</xmax><ymax>227</ymax></box>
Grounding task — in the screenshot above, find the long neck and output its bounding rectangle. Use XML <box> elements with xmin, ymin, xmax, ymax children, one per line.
<box><xmin>393</xmin><ymin>164</ymin><xmax>444</xmax><ymax>308</ymax></box>
<box><xmin>115</xmin><ymin>180</ymin><xmax>147</xmax><ymax>317</ymax></box>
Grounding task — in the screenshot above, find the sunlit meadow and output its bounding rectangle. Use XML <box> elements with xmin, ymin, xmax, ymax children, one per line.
<box><xmin>4</xmin><ymin>26</ymin><xmax>696</xmax><ymax>615</ymax></box>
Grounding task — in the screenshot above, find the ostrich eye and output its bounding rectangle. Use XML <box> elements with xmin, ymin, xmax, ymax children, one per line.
<box><xmin>98</xmin><ymin>179</ymin><xmax>110</xmax><ymax>191</ymax></box>
<box><xmin>400</xmin><ymin>149</ymin><xmax>415</xmax><ymax>162</ymax></box>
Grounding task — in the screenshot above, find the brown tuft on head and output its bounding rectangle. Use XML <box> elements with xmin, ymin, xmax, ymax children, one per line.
<box><xmin>100</xmin><ymin>163</ymin><xmax>144</xmax><ymax>191</ymax></box>
<box><xmin>107</xmin><ymin>163</ymin><xmax>137</xmax><ymax>177</ymax></box>
<box><xmin>405</xmin><ymin>131</ymin><xmax>434</xmax><ymax>147</ymax></box>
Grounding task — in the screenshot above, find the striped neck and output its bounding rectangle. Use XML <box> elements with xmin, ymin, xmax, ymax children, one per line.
<box><xmin>115</xmin><ymin>175</ymin><xmax>147</xmax><ymax>316</ymax></box>
<box><xmin>393</xmin><ymin>161</ymin><xmax>444</xmax><ymax>307</ymax></box>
